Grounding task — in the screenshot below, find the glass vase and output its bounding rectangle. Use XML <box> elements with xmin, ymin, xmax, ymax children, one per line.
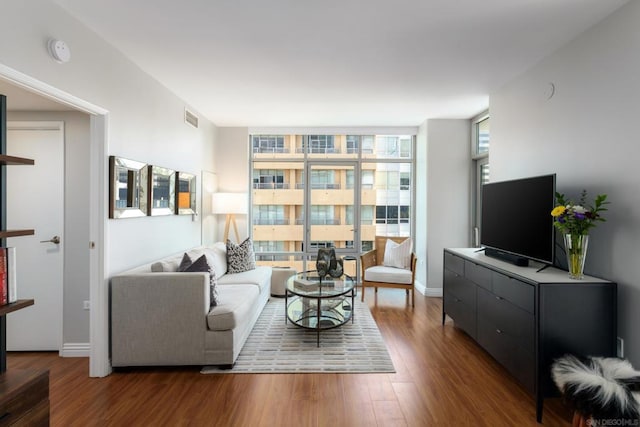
<box><xmin>563</xmin><ymin>234</ymin><xmax>589</xmax><ymax>279</ymax></box>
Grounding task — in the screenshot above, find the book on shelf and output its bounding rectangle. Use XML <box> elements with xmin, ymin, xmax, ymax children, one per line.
<box><xmin>0</xmin><ymin>247</ymin><xmax>17</xmax><ymax>305</ymax></box>
<box><xmin>0</xmin><ymin>248</ymin><xmax>6</xmax><ymax>305</ymax></box>
<box><xmin>7</xmin><ymin>247</ymin><xmax>17</xmax><ymax>303</ymax></box>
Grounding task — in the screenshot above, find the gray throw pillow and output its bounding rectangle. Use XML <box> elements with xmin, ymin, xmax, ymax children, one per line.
<box><xmin>226</xmin><ymin>238</ymin><xmax>256</xmax><ymax>274</ymax></box>
<box><xmin>178</xmin><ymin>253</ymin><xmax>219</xmax><ymax>307</ymax></box>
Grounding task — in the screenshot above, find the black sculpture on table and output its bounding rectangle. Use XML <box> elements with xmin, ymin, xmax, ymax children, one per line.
<box><xmin>316</xmin><ymin>248</ymin><xmax>343</xmax><ymax>279</ymax></box>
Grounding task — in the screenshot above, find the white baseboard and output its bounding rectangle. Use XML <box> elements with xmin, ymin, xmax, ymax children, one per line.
<box><xmin>424</xmin><ymin>287</ymin><xmax>443</xmax><ymax>297</ymax></box>
<box><xmin>415</xmin><ymin>281</ymin><xmax>443</xmax><ymax>297</ymax></box>
<box><xmin>61</xmin><ymin>342</ymin><xmax>90</xmax><ymax>357</ymax></box>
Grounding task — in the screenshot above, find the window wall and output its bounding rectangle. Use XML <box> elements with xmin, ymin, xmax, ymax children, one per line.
<box><xmin>251</xmin><ymin>133</ymin><xmax>415</xmax><ymax>275</ymax></box>
<box><xmin>472</xmin><ymin>112</ymin><xmax>490</xmax><ymax>246</ymax></box>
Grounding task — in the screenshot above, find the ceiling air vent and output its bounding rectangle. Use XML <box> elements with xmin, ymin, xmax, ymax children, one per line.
<box><xmin>184</xmin><ymin>108</ymin><xmax>199</xmax><ymax>128</ymax></box>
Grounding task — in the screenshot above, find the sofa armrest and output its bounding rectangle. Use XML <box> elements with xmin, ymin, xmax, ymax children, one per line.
<box><xmin>360</xmin><ymin>249</ymin><xmax>378</xmax><ymax>272</ymax></box>
<box><xmin>110</xmin><ymin>272</ymin><xmax>210</xmax><ymax>366</ymax></box>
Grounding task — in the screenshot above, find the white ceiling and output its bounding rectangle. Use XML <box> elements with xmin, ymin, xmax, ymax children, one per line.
<box><xmin>49</xmin><ymin>0</ymin><xmax>627</xmax><ymax>126</ymax></box>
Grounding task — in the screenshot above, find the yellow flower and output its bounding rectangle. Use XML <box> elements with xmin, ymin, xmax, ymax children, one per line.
<box><xmin>551</xmin><ymin>205</ymin><xmax>566</xmax><ymax>217</ymax></box>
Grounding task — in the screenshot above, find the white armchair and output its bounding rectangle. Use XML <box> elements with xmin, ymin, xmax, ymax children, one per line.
<box><xmin>360</xmin><ymin>236</ymin><xmax>416</xmax><ymax>307</ymax></box>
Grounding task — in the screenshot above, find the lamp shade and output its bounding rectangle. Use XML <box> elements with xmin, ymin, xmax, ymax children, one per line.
<box><xmin>211</xmin><ymin>192</ymin><xmax>248</xmax><ymax>214</ymax></box>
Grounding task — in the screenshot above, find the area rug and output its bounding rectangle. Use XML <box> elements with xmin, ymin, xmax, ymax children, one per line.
<box><xmin>201</xmin><ymin>297</ymin><xmax>395</xmax><ymax>374</ymax></box>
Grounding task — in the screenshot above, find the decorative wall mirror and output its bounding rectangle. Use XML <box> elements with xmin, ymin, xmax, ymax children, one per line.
<box><xmin>148</xmin><ymin>165</ymin><xmax>176</xmax><ymax>216</ymax></box>
<box><xmin>176</xmin><ymin>172</ymin><xmax>197</xmax><ymax>215</ymax></box>
<box><xmin>109</xmin><ymin>156</ymin><xmax>148</xmax><ymax>219</ymax></box>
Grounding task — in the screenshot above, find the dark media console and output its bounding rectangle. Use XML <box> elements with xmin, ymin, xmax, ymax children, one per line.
<box><xmin>442</xmin><ymin>248</ymin><xmax>617</xmax><ymax>423</ymax></box>
<box><xmin>484</xmin><ymin>247</ymin><xmax>529</xmax><ymax>266</ymax></box>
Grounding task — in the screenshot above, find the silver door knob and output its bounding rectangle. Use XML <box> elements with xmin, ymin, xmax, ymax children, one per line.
<box><xmin>40</xmin><ymin>236</ymin><xmax>61</xmax><ymax>245</ymax></box>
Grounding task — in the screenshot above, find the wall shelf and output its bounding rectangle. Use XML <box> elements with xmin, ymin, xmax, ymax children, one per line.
<box><xmin>0</xmin><ymin>154</ymin><xmax>34</xmax><ymax>166</ymax></box>
<box><xmin>0</xmin><ymin>229</ymin><xmax>35</xmax><ymax>239</ymax></box>
<box><xmin>0</xmin><ymin>94</ymin><xmax>49</xmax><ymax>422</ymax></box>
<box><xmin>0</xmin><ymin>300</ymin><xmax>34</xmax><ymax>316</ymax></box>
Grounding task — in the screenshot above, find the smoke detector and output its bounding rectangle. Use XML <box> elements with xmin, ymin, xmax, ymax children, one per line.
<box><xmin>48</xmin><ymin>39</ymin><xmax>71</xmax><ymax>63</ymax></box>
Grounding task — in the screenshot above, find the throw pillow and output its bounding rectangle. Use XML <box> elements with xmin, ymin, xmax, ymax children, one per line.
<box><xmin>226</xmin><ymin>238</ymin><xmax>256</xmax><ymax>274</ymax></box>
<box><xmin>383</xmin><ymin>238</ymin><xmax>412</xmax><ymax>269</ymax></box>
<box><xmin>178</xmin><ymin>253</ymin><xmax>219</xmax><ymax>307</ymax></box>
<box><xmin>178</xmin><ymin>252</ymin><xmax>193</xmax><ymax>272</ymax></box>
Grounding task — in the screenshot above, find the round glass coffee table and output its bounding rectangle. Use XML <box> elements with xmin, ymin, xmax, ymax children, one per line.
<box><xmin>285</xmin><ymin>271</ymin><xmax>355</xmax><ymax>346</ymax></box>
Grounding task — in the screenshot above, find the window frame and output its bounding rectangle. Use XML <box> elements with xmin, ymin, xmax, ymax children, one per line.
<box><xmin>471</xmin><ymin>110</ymin><xmax>490</xmax><ymax>160</ymax></box>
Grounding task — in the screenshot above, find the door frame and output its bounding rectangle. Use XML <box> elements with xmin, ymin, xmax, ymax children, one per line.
<box><xmin>6</xmin><ymin>120</ymin><xmax>64</xmax><ymax>353</ymax></box>
<box><xmin>304</xmin><ymin>160</ymin><xmax>361</xmax><ymax>278</ymax></box>
<box><xmin>0</xmin><ymin>63</ymin><xmax>111</xmax><ymax>377</ymax></box>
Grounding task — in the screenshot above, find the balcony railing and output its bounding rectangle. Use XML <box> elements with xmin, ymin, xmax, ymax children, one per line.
<box><xmin>295</xmin><ymin>218</ymin><xmax>341</xmax><ymax>225</ymax></box>
<box><xmin>295</xmin><ymin>147</ymin><xmax>342</xmax><ymax>154</ymax></box>
<box><xmin>253</xmin><ymin>183</ymin><xmax>290</xmax><ymax>189</ymax></box>
<box><xmin>253</xmin><ymin>147</ymin><xmax>290</xmax><ymax>153</ymax></box>
<box><xmin>253</xmin><ymin>218</ymin><xmax>291</xmax><ymax>225</ymax></box>
<box><xmin>255</xmin><ymin>254</ymin><xmax>290</xmax><ymax>262</ymax></box>
<box><xmin>295</xmin><ymin>183</ymin><xmax>341</xmax><ymax>190</ymax></box>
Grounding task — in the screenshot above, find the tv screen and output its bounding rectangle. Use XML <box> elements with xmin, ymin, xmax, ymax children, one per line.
<box><xmin>480</xmin><ymin>174</ymin><xmax>556</xmax><ymax>265</ymax></box>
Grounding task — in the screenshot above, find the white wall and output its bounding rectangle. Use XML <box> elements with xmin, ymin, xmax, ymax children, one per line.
<box><xmin>491</xmin><ymin>1</ymin><xmax>640</xmax><ymax>364</ymax></box>
<box><xmin>0</xmin><ymin>0</ymin><xmax>217</xmax><ymax>275</ymax></box>
<box><xmin>415</xmin><ymin>121</ymin><xmax>427</xmax><ymax>289</ymax></box>
<box><xmin>214</xmin><ymin>127</ymin><xmax>250</xmax><ymax>241</ymax></box>
<box><xmin>1</xmin><ymin>1</ymin><xmax>217</xmax><ymax>350</ymax></box>
<box><xmin>426</xmin><ymin>119</ymin><xmax>471</xmax><ymax>290</ymax></box>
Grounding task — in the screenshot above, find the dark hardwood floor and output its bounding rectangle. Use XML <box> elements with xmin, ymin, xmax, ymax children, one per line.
<box><xmin>8</xmin><ymin>289</ymin><xmax>572</xmax><ymax>426</ymax></box>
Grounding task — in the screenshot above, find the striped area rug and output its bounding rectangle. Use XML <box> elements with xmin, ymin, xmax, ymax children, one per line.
<box><xmin>201</xmin><ymin>297</ymin><xmax>395</xmax><ymax>374</ymax></box>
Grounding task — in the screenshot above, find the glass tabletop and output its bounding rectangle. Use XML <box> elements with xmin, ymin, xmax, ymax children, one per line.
<box><xmin>286</xmin><ymin>270</ymin><xmax>355</xmax><ymax>298</ymax></box>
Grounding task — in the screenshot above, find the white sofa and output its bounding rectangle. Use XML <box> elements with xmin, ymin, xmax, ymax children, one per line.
<box><xmin>110</xmin><ymin>243</ymin><xmax>271</xmax><ymax>368</ymax></box>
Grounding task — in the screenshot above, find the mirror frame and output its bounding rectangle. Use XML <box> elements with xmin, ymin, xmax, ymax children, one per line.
<box><xmin>108</xmin><ymin>156</ymin><xmax>148</xmax><ymax>219</ymax></box>
<box><xmin>176</xmin><ymin>172</ymin><xmax>197</xmax><ymax>215</ymax></box>
<box><xmin>148</xmin><ymin>165</ymin><xmax>176</xmax><ymax>216</ymax></box>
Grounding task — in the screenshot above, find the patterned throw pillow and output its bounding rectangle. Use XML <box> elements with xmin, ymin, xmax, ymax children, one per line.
<box><xmin>178</xmin><ymin>253</ymin><xmax>219</xmax><ymax>307</ymax></box>
<box><xmin>226</xmin><ymin>238</ymin><xmax>256</xmax><ymax>274</ymax></box>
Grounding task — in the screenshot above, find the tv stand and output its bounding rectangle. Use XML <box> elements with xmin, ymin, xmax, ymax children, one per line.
<box><xmin>484</xmin><ymin>247</ymin><xmax>529</xmax><ymax>266</ymax></box>
<box><xmin>442</xmin><ymin>248</ymin><xmax>616</xmax><ymax>423</ymax></box>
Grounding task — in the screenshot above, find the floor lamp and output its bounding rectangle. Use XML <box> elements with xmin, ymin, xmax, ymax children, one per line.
<box><xmin>211</xmin><ymin>192</ymin><xmax>248</xmax><ymax>243</ymax></box>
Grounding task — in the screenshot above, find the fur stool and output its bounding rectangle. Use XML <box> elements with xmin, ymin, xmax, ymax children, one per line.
<box><xmin>552</xmin><ymin>354</ymin><xmax>640</xmax><ymax>426</ymax></box>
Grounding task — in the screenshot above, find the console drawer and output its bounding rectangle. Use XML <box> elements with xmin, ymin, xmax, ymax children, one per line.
<box><xmin>477</xmin><ymin>316</ymin><xmax>535</xmax><ymax>393</ymax></box>
<box><xmin>444</xmin><ymin>252</ymin><xmax>464</xmax><ymax>276</ymax></box>
<box><xmin>444</xmin><ymin>291</ymin><xmax>477</xmax><ymax>339</ymax></box>
<box><xmin>492</xmin><ymin>272</ymin><xmax>535</xmax><ymax>314</ymax></box>
<box><xmin>477</xmin><ymin>287</ymin><xmax>534</xmax><ymax>353</ymax></box>
<box><xmin>444</xmin><ymin>269</ymin><xmax>476</xmax><ymax>305</ymax></box>
<box><xmin>465</xmin><ymin>260</ymin><xmax>492</xmax><ymax>291</ymax></box>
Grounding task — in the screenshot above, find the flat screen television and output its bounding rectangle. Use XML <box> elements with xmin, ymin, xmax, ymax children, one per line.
<box><xmin>480</xmin><ymin>174</ymin><xmax>556</xmax><ymax>266</ymax></box>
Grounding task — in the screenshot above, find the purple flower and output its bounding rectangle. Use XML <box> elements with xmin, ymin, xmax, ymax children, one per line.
<box><xmin>574</xmin><ymin>213</ymin><xmax>586</xmax><ymax>220</ymax></box>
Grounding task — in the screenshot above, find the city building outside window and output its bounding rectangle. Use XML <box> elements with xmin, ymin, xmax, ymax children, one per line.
<box><xmin>251</xmin><ymin>133</ymin><xmax>415</xmax><ymax>274</ymax></box>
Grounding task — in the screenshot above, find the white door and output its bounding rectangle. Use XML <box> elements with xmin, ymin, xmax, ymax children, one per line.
<box><xmin>5</xmin><ymin>121</ymin><xmax>64</xmax><ymax>351</ymax></box>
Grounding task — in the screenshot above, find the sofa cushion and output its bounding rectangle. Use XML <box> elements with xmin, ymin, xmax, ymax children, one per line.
<box><xmin>206</xmin><ymin>284</ymin><xmax>259</xmax><ymax>331</ymax></box>
<box><xmin>178</xmin><ymin>253</ymin><xmax>219</xmax><ymax>307</ymax></box>
<box><xmin>364</xmin><ymin>265</ymin><xmax>413</xmax><ymax>284</ymax></box>
<box><xmin>217</xmin><ymin>266</ymin><xmax>271</xmax><ymax>293</ymax></box>
<box><xmin>207</xmin><ymin>242</ymin><xmax>228</xmax><ymax>276</ymax></box>
<box><xmin>186</xmin><ymin>244</ymin><xmax>226</xmax><ymax>279</ymax></box>
<box><xmin>227</xmin><ymin>238</ymin><xmax>256</xmax><ymax>274</ymax></box>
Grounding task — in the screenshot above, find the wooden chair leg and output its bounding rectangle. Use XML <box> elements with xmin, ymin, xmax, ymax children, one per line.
<box><xmin>361</xmin><ymin>284</ymin><xmax>365</xmax><ymax>302</ymax></box>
